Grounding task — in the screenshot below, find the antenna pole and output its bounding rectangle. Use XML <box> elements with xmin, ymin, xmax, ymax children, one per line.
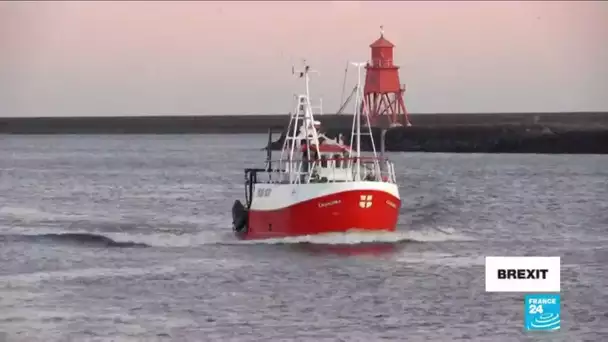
<box><xmin>339</xmin><ymin>61</ymin><xmax>349</xmax><ymax>111</ymax></box>
<box><xmin>356</xmin><ymin>64</ymin><xmax>360</xmax><ymax>181</ymax></box>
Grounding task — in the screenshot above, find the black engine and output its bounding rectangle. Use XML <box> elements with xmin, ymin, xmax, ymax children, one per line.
<box><xmin>232</xmin><ymin>200</ymin><xmax>248</xmax><ymax>236</ymax></box>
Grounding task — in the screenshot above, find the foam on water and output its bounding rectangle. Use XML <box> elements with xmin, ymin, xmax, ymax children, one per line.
<box><xmin>230</xmin><ymin>227</ymin><xmax>475</xmax><ymax>246</ymax></box>
<box><xmin>105</xmin><ymin>230</ymin><xmax>236</xmax><ymax>247</ymax></box>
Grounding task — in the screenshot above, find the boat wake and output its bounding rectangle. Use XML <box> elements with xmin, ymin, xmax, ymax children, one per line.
<box><xmin>0</xmin><ymin>204</ymin><xmax>473</xmax><ymax>248</ymax></box>
<box><xmin>0</xmin><ymin>226</ymin><xmax>473</xmax><ymax>249</ymax></box>
<box><xmin>0</xmin><ymin>232</ymin><xmax>149</xmax><ymax>248</ymax></box>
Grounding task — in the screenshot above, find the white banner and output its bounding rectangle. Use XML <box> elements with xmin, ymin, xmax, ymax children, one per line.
<box><xmin>485</xmin><ymin>256</ymin><xmax>560</xmax><ymax>292</ymax></box>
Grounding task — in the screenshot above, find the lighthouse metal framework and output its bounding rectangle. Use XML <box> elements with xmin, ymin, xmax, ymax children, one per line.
<box><xmin>363</xmin><ymin>26</ymin><xmax>412</xmax><ymax>127</ymax></box>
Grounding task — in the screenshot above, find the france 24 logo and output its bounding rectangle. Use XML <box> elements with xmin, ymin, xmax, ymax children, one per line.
<box><xmin>524</xmin><ymin>294</ymin><xmax>560</xmax><ymax>331</ymax></box>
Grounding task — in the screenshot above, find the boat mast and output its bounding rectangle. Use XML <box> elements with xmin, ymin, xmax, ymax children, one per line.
<box><xmin>349</xmin><ymin>61</ymin><xmax>381</xmax><ymax>180</ymax></box>
<box><xmin>351</xmin><ymin>62</ymin><xmax>366</xmax><ymax>181</ymax></box>
<box><xmin>301</xmin><ymin>63</ymin><xmax>320</xmax><ymax>158</ymax></box>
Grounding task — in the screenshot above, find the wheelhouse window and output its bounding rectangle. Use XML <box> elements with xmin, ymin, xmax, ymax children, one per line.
<box><xmin>334</xmin><ymin>154</ymin><xmax>341</xmax><ymax>168</ymax></box>
<box><xmin>320</xmin><ymin>154</ymin><xmax>328</xmax><ymax>167</ymax></box>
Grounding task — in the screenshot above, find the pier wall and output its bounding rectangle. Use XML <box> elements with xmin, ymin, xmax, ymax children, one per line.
<box><xmin>1</xmin><ymin>112</ymin><xmax>607</xmax><ymax>153</ymax></box>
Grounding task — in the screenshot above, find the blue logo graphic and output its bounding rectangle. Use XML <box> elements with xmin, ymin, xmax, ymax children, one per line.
<box><xmin>524</xmin><ymin>294</ymin><xmax>560</xmax><ymax>331</ymax></box>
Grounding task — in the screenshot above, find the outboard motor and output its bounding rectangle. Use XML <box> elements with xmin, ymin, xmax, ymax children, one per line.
<box><xmin>232</xmin><ymin>200</ymin><xmax>248</xmax><ymax>237</ymax></box>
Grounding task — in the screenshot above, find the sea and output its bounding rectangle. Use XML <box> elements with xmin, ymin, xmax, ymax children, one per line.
<box><xmin>0</xmin><ymin>134</ymin><xmax>606</xmax><ymax>342</ymax></box>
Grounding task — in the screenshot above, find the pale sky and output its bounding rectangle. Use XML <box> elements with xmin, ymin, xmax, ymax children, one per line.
<box><xmin>1</xmin><ymin>1</ymin><xmax>607</xmax><ymax>117</ymax></box>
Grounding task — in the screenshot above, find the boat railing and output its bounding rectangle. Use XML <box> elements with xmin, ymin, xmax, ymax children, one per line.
<box><xmin>250</xmin><ymin>157</ymin><xmax>397</xmax><ymax>184</ymax></box>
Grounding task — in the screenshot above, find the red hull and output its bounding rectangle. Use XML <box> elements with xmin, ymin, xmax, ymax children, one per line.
<box><xmin>241</xmin><ymin>189</ymin><xmax>400</xmax><ymax>240</ymax></box>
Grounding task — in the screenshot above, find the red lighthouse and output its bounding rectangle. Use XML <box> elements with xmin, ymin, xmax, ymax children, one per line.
<box><xmin>363</xmin><ymin>27</ymin><xmax>411</xmax><ymax>127</ymax></box>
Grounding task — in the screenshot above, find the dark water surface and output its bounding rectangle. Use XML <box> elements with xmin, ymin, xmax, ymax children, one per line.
<box><xmin>1</xmin><ymin>135</ymin><xmax>607</xmax><ymax>341</ymax></box>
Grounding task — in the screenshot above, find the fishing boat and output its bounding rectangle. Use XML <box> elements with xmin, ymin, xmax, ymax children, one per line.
<box><xmin>231</xmin><ymin>62</ymin><xmax>400</xmax><ymax>240</ymax></box>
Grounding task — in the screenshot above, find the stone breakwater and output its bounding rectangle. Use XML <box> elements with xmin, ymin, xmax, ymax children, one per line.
<box><xmin>264</xmin><ymin>111</ymin><xmax>608</xmax><ymax>154</ymax></box>
<box><xmin>2</xmin><ymin>113</ymin><xmax>607</xmax><ymax>154</ymax></box>
<box><xmin>266</xmin><ymin>125</ymin><xmax>608</xmax><ymax>154</ymax></box>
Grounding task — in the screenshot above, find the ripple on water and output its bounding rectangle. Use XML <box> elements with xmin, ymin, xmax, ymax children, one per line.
<box><xmin>0</xmin><ymin>136</ymin><xmax>606</xmax><ymax>341</ymax></box>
